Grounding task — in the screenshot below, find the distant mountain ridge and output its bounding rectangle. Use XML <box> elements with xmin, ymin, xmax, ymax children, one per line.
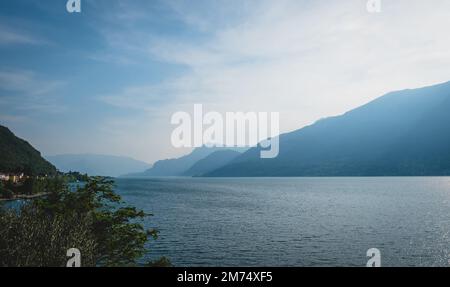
<box><xmin>183</xmin><ymin>150</ymin><xmax>242</xmax><ymax>176</ymax></box>
<box><xmin>136</xmin><ymin>146</ymin><xmax>248</xmax><ymax>177</ymax></box>
<box><xmin>0</xmin><ymin>125</ymin><xmax>56</xmax><ymax>175</ymax></box>
<box><xmin>46</xmin><ymin>154</ymin><xmax>151</xmax><ymax>177</ymax></box>
<box><xmin>205</xmin><ymin>81</ymin><xmax>450</xmax><ymax>177</ymax></box>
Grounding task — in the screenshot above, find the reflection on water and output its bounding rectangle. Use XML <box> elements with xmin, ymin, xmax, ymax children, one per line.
<box><xmin>114</xmin><ymin>177</ymin><xmax>450</xmax><ymax>267</ymax></box>
<box><xmin>3</xmin><ymin>177</ymin><xmax>449</xmax><ymax>266</ymax></box>
<box><xmin>1</xmin><ymin>199</ymin><xmax>28</xmax><ymax>211</ymax></box>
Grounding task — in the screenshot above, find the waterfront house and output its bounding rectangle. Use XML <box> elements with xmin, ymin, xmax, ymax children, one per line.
<box><xmin>0</xmin><ymin>173</ymin><xmax>10</xmax><ymax>181</ymax></box>
<box><xmin>0</xmin><ymin>173</ymin><xmax>25</xmax><ymax>183</ymax></box>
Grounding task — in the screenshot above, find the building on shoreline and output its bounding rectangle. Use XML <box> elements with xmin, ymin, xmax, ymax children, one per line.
<box><xmin>0</xmin><ymin>173</ymin><xmax>26</xmax><ymax>183</ymax></box>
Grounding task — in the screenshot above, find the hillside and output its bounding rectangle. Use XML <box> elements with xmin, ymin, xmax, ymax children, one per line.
<box><xmin>0</xmin><ymin>125</ymin><xmax>56</xmax><ymax>175</ymax></box>
<box><xmin>205</xmin><ymin>81</ymin><xmax>450</xmax><ymax>176</ymax></box>
<box><xmin>138</xmin><ymin>146</ymin><xmax>247</xmax><ymax>177</ymax></box>
<box><xmin>183</xmin><ymin>150</ymin><xmax>242</xmax><ymax>176</ymax></box>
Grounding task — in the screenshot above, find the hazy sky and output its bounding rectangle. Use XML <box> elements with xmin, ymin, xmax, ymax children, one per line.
<box><xmin>1</xmin><ymin>0</ymin><xmax>450</xmax><ymax>163</ymax></box>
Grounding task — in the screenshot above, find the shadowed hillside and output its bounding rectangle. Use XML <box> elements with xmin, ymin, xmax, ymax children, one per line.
<box><xmin>0</xmin><ymin>125</ymin><xmax>56</xmax><ymax>175</ymax></box>
<box><xmin>205</xmin><ymin>81</ymin><xmax>450</xmax><ymax>176</ymax></box>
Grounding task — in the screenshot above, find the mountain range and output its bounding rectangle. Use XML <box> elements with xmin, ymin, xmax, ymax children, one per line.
<box><xmin>3</xmin><ymin>81</ymin><xmax>450</xmax><ymax>178</ymax></box>
<box><xmin>128</xmin><ymin>146</ymin><xmax>248</xmax><ymax>177</ymax></box>
<box><xmin>204</xmin><ymin>81</ymin><xmax>450</xmax><ymax>176</ymax></box>
<box><xmin>46</xmin><ymin>154</ymin><xmax>151</xmax><ymax>177</ymax></box>
<box><xmin>183</xmin><ymin>150</ymin><xmax>242</xmax><ymax>176</ymax></box>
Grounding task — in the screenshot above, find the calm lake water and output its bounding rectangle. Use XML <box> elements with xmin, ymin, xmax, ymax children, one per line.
<box><xmin>113</xmin><ymin>177</ymin><xmax>450</xmax><ymax>267</ymax></box>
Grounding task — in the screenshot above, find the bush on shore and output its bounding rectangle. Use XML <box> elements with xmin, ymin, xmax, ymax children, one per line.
<box><xmin>0</xmin><ymin>182</ymin><xmax>14</xmax><ymax>199</ymax></box>
<box><xmin>0</xmin><ymin>176</ymin><xmax>170</xmax><ymax>267</ymax></box>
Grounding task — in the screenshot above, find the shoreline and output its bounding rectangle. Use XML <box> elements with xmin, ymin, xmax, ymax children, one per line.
<box><xmin>0</xmin><ymin>192</ymin><xmax>49</xmax><ymax>202</ymax></box>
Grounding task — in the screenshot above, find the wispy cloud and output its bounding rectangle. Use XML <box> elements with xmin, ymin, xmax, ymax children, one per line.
<box><xmin>110</xmin><ymin>0</ymin><xmax>450</xmax><ymax>132</ymax></box>
<box><xmin>0</xmin><ymin>70</ymin><xmax>64</xmax><ymax>95</ymax></box>
<box><xmin>98</xmin><ymin>82</ymin><xmax>181</xmax><ymax>114</ymax></box>
<box><xmin>0</xmin><ymin>114</ymin><xmax>28</xmax><ymax>124</ymax></box>
<box><xmin>0</xmin><ymin>23</ymin><xmax>45</xmax><ymax>46</ymax></box>
<box><xmin>0</xmin><ymin>70</ymin><xmax>66</xmax><ymax>114</ymax></box>
<box><xmin>3</xmin><ymin>0</ymin><xmax>450</xmax><ymax>163</ymax></box>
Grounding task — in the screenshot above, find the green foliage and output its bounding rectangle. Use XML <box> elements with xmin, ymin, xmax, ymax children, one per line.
<box><xmin>0</xmin><ymin>177</ymin><xmax>58</xmax><ymax>198</ymax></box>
<box><xmin>0</xmin><ymin>176</ymin><xmax>169</xmax><ymax>267</ymax></box>
<box><xmin>0</xmin><ymin>182</ymin><xmax>14</xmax><ymax>199</ymax></box>
<box><xmin>146</xmin><ymin>256</ymin><xmax>173</xmax><ymax>267</ymax></box>
<box><xmin>0</xmin><ymin>206</ymin><xmax>96</xmax><ymax>267</ymax></box>
<box><xmin>0</xmin><ymin>125</ymin><xmax>56</xmax><ymax>176</ymax></box>
<box><xmin>63</xmin><ymin>171</ymin><xmax>90</xmax><ymax>182</ymax></box>
<box><xmin>19</xmin><ymin>178</ymin><xmax>47</xmax><ymax>195</ymax></box>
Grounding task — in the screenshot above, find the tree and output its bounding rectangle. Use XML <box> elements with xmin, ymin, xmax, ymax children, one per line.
<box><xmin>0</xmin><ymin>182</ymin><xmax>14</xmax><ymax>199</ymax></box>
<box><xmin>20</xmin><ymin>178</ymin><xmax>46</xmax><ymax>195</ymax></box>
<box><xmin>0</xmin><ymin>206</ymin><xmax>96</xmax><ymax>267</ymax></box>
<box><xmin>0</xmin><ymin>176</ymin><xmax>169</xmax><ymax>267</ymax></box>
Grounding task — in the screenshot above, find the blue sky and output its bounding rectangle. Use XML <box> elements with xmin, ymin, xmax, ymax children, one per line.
<box><xmin>1</xmin><ymin>0</ymin><xmax>450</xmax><ymax>163</ymax></box>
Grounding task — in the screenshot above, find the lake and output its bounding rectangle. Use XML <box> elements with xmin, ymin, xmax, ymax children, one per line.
<box><xmin>113</xmin><ymin>177</ymin><xmax>450</xmax><ymax>267</ymax></box>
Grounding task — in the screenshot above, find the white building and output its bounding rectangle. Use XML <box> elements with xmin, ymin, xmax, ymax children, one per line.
<box><xmin>0</xmin><ymin>174</ymin><xmax>10</xmax><ymax>181</ymax></box>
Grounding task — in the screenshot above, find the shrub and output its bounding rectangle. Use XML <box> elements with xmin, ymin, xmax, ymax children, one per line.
<box><xmin>0</xmin><ymin>176</ymin><xmax>169</xmax><ymax>267</ymax></box>
<box><xmin>0</xmin><ymin>206</ymin><xmax>96</xmax><ymax>267</ymax></box>
<box><xmin>0</xmin><ymin>182</ymin><xmax>14</xmax><ymax>199</ymax></box>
